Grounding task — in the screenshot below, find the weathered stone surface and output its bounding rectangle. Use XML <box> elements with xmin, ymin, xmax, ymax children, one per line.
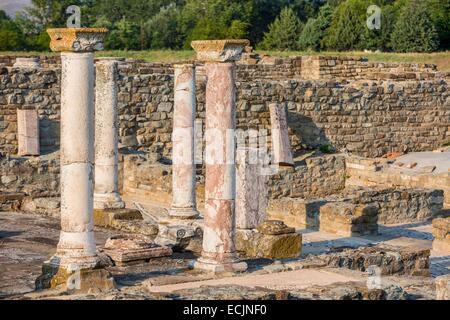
<box><xmin>313</xmin><ymin>244</ymin><xmax>430</xmax><ymax>276</ymax></box>
<box><xmin>319</xmin><ymin>202</ymin><xmax>379</xmax><ymax>237</ymax></box>
<box><xmin>13</xmin><ymin>57</ymin><xmax>41</xmax><ymax>69</ymax></box>
<box><xmin>0</xmin><ymin>192</ymin><xmax>24</xmax><ymax>211</ymax></box>
<box><xmin>103</xmin><ymin>235</ymin><xmax>172</xmax><ymax>266</ymax></box>
<box><xmin>236</xmin><ymin>228</ymin><xmax>301</xmax><ymax>259</ymax></box>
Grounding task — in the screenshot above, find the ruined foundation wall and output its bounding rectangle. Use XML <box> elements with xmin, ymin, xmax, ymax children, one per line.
<box><xmin>346</xmin><ymin>156</ymin><xmax>450</xmax><ymax>207</ymax></box>
<box><xmin>1</xmin><ymin>59</ymin><xmax>449</xmax><ymax>159</ymax></box>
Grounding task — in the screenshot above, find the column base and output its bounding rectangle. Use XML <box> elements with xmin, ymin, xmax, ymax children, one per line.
<box><xmin>35</xmin><ymin>258</ymin><xmax>115</xmax><ymax>293</ymax></box>
<box><xmin>169</xmin><ymin>206</ymin><xmax>200</xmax><ymax>219</ymax></box>
<box><xmin>94</xmin><ymin>193</ymin><xmax>126</xmax><ymax>210</ymax></box>
<box><xmin>192</xmin><ymin>257</ymin><xmax>247</xmax><ymax>273</ymax></box>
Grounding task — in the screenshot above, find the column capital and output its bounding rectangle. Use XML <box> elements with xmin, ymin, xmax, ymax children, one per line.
<box><xmin>191</xmin><ymin>39</ymin><xmax>250</xmax><ymax>63</ymax></box>
<box><xmin>47</xmin><ymin>28</ymin><xmax>108</xmax><ymax>53</ymax></box>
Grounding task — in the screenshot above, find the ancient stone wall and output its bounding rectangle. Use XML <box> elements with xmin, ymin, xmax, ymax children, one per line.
<box><xmin>1</xmin><ymin>57</ymin><xmax>449</xmax><ymax>159</ymax></box>
<box><xmin>300</xmin><ymin>56</ymin><xmax>448</xmax><ymax>81</ymax></box>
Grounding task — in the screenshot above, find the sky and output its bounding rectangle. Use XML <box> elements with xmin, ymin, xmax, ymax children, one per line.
<box><xmin>0</xmin><ymin>0</ymin><xmax>30</xmax><ymax>17</ymax></box>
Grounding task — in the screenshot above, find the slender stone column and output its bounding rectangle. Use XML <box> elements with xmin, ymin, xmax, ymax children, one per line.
<box><xmin>169</xmin><ymin>63</ymin><xmax>199</xmax><ymax>219</ymax></box>
<box><xmin>191</xmin><ymin>40</ymin><xmax>249</xmax><ymax>273</ymax></box>
<box><xmin>36</xmin><ymin>28</ymin><xmax>113</xmax><ymax>292</ymax></box>
<box><xmin>269</xmin><ymin>102</ymin><xmax>294</xmax><ymax>167</ymax></box>
<box><xmin>94</xmin><ymin>60</ymin><xmax>125</xmax><ymax>210</ymax></box>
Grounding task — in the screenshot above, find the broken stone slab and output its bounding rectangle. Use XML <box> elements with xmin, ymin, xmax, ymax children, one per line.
<box><xmin>154</xmin><ymin>222</ymin><xmax>203</xmax><ymax>252</ymax></box>
<box><xmin>312</xmin><ymin>244</ymin><xmax>430</xmax><ymax>276</ymax></box>
<box><xmin>103</xmin><ymin>235</ymin><xmax>172</xmax><ymax>266</ymax></box>
<box><xmin>13</xmin><ymin>57</ymin><xmax>41</xmax><ymax>69</ymax></box>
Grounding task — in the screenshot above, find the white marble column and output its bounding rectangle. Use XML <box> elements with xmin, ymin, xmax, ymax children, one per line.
<box><xmin>94</xmin><ymin>60</ymin><xmax>125</xmax><ymax>210</ymax></box>
<box><xmin>169</xmin><ymin>63</ymin><xmax>199</xmax><ymax>219</ymax></box>
<box><xmin>45</xmin><ymin>28</ymin><xmax>108</xmax><ymax>272</ymax></box>
<box><xmin>191</xmin><ymin>40</ymin><xmax>249</xmax><ymax>273</ymax></box>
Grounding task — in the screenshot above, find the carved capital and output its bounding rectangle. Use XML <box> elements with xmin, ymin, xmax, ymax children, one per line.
<box><xmin>47</xmin><ymin>28</ymin><xmax>109</xmax><ymax>53</ymax></box>
<box><xmin>191</xmin><ymin>39</ymin><xmax>250</xmax><ymax>63</ymax></box>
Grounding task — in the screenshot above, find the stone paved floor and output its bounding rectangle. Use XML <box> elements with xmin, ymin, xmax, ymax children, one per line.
<box><xmin>0</xmin><ymin>210</ymin><xmax>449</xmax><ymax>299</ymax></box>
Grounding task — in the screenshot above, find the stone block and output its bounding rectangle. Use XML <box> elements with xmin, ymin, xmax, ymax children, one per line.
<box><xmin>236</xmin><ymin>221</ymin><xmax>301</xmax><ymax>259</ymax></box>
<box><xmin>17</xmin><ymin>108</ymin><xmax>39</xmax><ymax>156</ymax></box>
<box><xmin>319</xmin><ymin>202</ymin><xmax>378</xmax><ymax>237</ymax></box>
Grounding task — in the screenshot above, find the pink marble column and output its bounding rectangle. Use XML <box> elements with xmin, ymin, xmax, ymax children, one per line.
<box><xmin>191</xmin><ymin>40</ymin><xmax>249</xmax><ymax>273</ymax></box>
<box><xmin>170</xmin><ymin>63</ymin><xmax>199</xmax><ymax>219</ymax></box>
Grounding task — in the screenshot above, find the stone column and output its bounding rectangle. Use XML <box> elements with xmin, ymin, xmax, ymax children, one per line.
<box><xmin>94</xmin><ymin>60</ymin><xmax>125</xmax><ymax>210</ymax></box>
<box><xmin>169</xmin><ymin>63</ymin><xmax>199</xmax><ymax>219</ymax></box>
<box><xmin>36</xmin><ymin>28</ymin><xmax>113</xmax><ymax>292</ymax></box>
<box><xmin>269</xmin><ymin>102</ymin><xmax>294</xmax><ymax>167</ymax></box>
<box><xmin>191</xmin><ymin>40</ymin><xmax>249</xmax><ymax>273</ymax></box>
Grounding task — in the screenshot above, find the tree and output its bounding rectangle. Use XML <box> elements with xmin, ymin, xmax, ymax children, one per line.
<box><xmin>322</xmin><ymin>0</ymin><xmax>373</xmax><ymax>51</ymax></box>
<box><xmin>179</xmin><ymin>0</ymin><xmax>252</xmax><ymax>49</ymax></box>
<box><xmin>259</xmin><ymin>7</ymin><xmax>302</xmax><ymax>51</ymax></box>
<box><xmin>391</xmin><ymin>0</ymin><xmax>439</xmax><ymax>52</ymax></box>
<box><xmin>145</xmin><ymin>4</ymin><xmax>181</xmax><ymax>49</ymax></box>
<box><xmin>297</xmin><ymin>4</ymin><xmax>333</xmax><ymax>51</ymax></box>
<box><xmin>0</xmin><ymin>10</ymin><xmax>25</xmax><ymax>51</ymax></box>
<box><xmin>425</xmin><ymin>0</ymin><xmax>450</xmax><ymax>49</ymax></box>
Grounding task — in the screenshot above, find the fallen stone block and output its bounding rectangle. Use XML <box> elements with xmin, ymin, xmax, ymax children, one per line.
<box><xmin>103</xmin><ymin>235</ymin><xmax>172</xmax><ymax>266</ymax></box>
<box><xmin>236</xmin><ymin>220</ymin><xmax>302</xmax><ymax>259</ymax></box>
<box><xmin>319</xmin><ymin>202</ymin><xmax>379</xmax><ymax>237</ymax></box>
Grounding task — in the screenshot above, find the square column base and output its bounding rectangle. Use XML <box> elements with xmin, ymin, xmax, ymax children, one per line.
<box><xmin>35</xmin><ymin>261</ymin><xmax>115</xmax><ymax>293</ymax></box>
<box><xmin>192</xmin><ymin>257</ymin><xmax>247</xmax><ymax>273</ymax></box>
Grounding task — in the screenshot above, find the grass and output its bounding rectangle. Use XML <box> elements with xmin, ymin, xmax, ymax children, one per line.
<box><xmin>1</xmin><ymin>50</ymin><xmax>449</xmax><ymax>71</ymax></box>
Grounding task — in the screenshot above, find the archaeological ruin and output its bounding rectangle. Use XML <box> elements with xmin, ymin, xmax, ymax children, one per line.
<box><xmin>0</xmin><ymin>29</ymin><xmax>449</xmax><ymax>301</ymax></box>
